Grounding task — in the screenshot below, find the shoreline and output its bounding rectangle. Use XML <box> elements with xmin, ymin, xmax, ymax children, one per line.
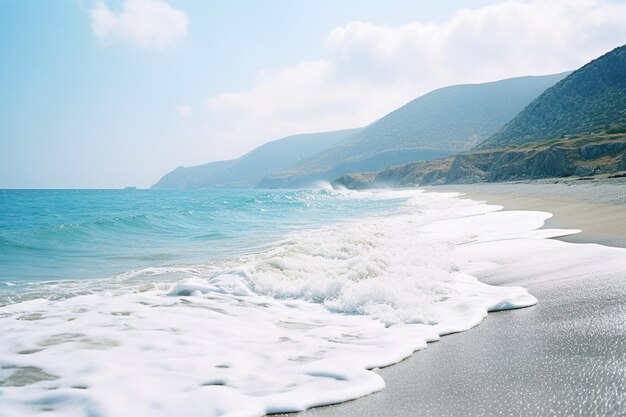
<box><xmin>289</xmin><ymin>178</ymin><xmax>626</xmax><ymax>417</ymax></box>
<box><xmin>428</xmin><ymin>178</ymin><xmax>626</xmax><ymax>249</ymax></box>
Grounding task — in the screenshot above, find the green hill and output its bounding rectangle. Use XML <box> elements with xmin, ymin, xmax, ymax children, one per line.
<box><xmin>478</xmin><ymin>44</ymin><xmax>626</xmax><ymax>149</ymax></box>
<box><xmin>260</xmin><ymin>73</ymin><xmax>568</xmax><ymax>188</ymax></box>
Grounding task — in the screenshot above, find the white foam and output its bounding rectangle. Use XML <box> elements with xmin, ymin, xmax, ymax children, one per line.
<box><xmin>0</xmin><ymin>189</ymin><xmax>605</xmax><ymax>417</ymax></box>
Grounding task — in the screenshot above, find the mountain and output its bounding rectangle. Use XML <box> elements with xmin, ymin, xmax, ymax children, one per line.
<box><xmin>478</xmin><ymin>44</ymin><xmax>626</xmax><ymax>149</ymax></box>
<box><xmin>152</xmin><ymin>128</ymin><xmax>361</xmax><ymax>189</ymax></box>
<box><xmin>259</xmin><ymin>72</ymin><xmax>568</xmax><ymax>188</ymax></box>
<box><xmin>334</xmin><ymin>45</ymin><xmax>626</xmax><ymax>188</ymax></box>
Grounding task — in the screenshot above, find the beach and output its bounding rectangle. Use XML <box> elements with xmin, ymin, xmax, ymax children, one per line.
<box><xmin>291</xmin><ymin>178</ymin><xmax>626</xmax><ymax>417</ymax></box>
<box><xmin>2</xmin><ymin>184</ymin><xmax>625</xmax><ymax>416</ymax></box>
<box><xmin>436</xmin><ymin>177</ymin><xmax>626</xmax><ymax>248</ymax></box>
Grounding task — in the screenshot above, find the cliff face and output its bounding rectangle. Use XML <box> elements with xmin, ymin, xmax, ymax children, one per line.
<box><xmin>334</xmin><ymin>135</ymin><xmax>626</xmax><ymax>189</ymax></box>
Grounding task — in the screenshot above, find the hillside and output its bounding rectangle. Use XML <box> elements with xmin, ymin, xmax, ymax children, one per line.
<box><xmin>334</xmin><ymin>45</ymin><xmax>626</xmax><ymax>188</ymax></box>
<box><xmin>152</xmin><ymin>128</ymin><xmax>361</xmax><ymax>189</ymax></box>
<box><xmin>336</xmin><ymin>133</ymin><xmax>626</xmax><ymax>189</ymax></box>
<box><xmin>259</xmin><ymin>73</ymin><xmax>568</xmax><ymax>188</ymax></box>
<box><xmin>478</xmin><ymin>44</ymin><xmax>626</xmax><ymax>149</ymax></box>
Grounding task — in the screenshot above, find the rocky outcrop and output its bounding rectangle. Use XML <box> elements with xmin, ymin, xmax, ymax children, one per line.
<box><xmin>620</xmin><ymin>152</ymin><xmax>626</xmax><ymax>171</ymax></box>
<box><xmin>489</xmin><ymin>146</ymin><xmax>574</xmax><ymax>181</ymax></box>
<box><xmin>580</xmin><ymin>141</ymin><xmax>626</xmax><ymax>160</ymax></box>
<box><xmin>331</xmin><ymin>173</ymin><xmax>377</xmax><ymax>189</ymax></box>
<box><xmin>334</xmin><ymin>135</ymin><xmax>626</xmax><ymax>189</ymax></box>
<box><xmin>445</xmin><ymin>154</ymin><xmax>490</xmax><ymax>184</ymax></box>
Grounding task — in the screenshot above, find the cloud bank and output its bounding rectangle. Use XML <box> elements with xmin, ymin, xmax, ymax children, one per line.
<box><xmin>91</xmin><ymin>0</ymin><xmax>187</xmax><ymax>49</ymax></box>
<box><xmin>204</xmin><ymin>0</ymin><xmax>626</xmax><ymax>157</ymax></box>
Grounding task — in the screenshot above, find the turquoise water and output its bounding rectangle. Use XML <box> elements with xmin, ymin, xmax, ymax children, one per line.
<box><xmin>0</xmin><ymin>189</ymin><xmax>406</xmax><ymax>292</ymax></box>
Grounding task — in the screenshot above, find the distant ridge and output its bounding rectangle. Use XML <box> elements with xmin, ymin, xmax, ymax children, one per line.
<box><xmin>478</xmin><ymin>44</ymin><xmax>626</xmax><ymax>149</ymax></box>
<box><xmin>153</xmin><ymin>72</ymin><xmax>567</xmax><ymax>189</ymax></box>
<box><xmin>152</xmin><ymin>128</ymin><xmax>361</xmax><ymax>189</ymax></box>
<box><xmin>260</xmin><ymin>73</ymin><xmax>568</xmax><ymax>188</ymax></box>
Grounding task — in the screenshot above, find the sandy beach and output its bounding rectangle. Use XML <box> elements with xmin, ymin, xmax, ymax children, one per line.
<box><xmin>288</xmin><ymin>178</ymin><xmax>626</xmax><ymax>417</ymax></box>
<box><xmin>436</xmin><ymin>177</ymin><xmax>626</xmax><ymax>248</ymax></box>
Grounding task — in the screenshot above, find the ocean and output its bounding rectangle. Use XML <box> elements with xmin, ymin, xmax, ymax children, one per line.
<box><xmin>0</xmin><ymin>188</ymin><xmax>408</xmax><ymax>303</ymax></box>
<box><xmin>0</xmin><ymin>188</ymin><xmax>549</xmax><ymax>417</ymax></box>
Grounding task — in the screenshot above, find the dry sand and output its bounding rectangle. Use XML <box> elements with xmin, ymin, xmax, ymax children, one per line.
<box><xmin>286</xmin><ymin>178</ymin><xmax>626</xmax><ymax>417</ymax></box>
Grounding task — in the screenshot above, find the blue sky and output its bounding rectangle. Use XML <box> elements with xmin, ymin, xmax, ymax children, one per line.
<box><xmin>1</xmin><ymin>0</ymin><xmax>626</xmax><ymax>188</ymax></box>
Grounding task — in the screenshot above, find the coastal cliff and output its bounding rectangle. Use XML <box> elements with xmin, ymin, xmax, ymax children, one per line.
<box><xmin>334</xmin><ymin>134</ymin><xmax>626</xmax><ymax>188</ymax></box>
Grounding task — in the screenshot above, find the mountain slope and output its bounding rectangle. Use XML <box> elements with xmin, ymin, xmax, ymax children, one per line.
<box><xmin>260</xmin><ymin>72</ymin><xmax>568</xmax><ymax>188</ymax></box>
<box><xmin>152</xmin><ymin>128</ymin><xmax>361</xmax><ymax>189</ymax></box>
<box><xmin>335</xmin><ymin>45</ymin><xmax>626</xmax><ymax>188</ymax></box>
<box><xmin>478</xmin><ymin>44</ymin><xmax>626</xmax><ymax>149</ymax></box>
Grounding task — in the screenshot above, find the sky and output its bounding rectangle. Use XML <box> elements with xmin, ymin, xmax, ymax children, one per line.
<box><xmin>1</xmin><ymin>0</ymin><xmax>626</xmax><ymax>188</ymax></box>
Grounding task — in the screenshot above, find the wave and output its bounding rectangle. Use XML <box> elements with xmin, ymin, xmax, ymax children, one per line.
<box><xmin>1</xmin><ymin>188</ymin><xmax>392</xmax><ymax>285</ymax></box>
<box><xmin>0</xmin><ymin>189</ymin><xmax>584</xmax><ymax>417</ymax></box>
<box><xmin>0</xmin><ymin>190</ymin><xmax>554</xmax><ymax>417</ymax></box>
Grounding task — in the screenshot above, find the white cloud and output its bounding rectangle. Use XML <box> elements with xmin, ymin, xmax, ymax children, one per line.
<box><xmin>204</xmin><ymin>0</ymin><xmax>626</xmax><ymax>157</ymax></box>
<box><xmin>326</xmin><ymin>0</ymin><xmax>626</xmax><ymax>86</ymax></box>
<box><xmin>91</xmin><ymin>0</ymin><xmax>187</xmax><ymax>49</ymax></box>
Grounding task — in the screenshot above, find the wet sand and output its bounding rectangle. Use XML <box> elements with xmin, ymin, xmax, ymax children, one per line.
<box><xmin>288</xmin><ymin>178</ymin><xmax>626</xmax><ymax>417</ymax></box>
<box><xmin>434</xmin><ymin>178</ymin><xmax>626</xmax><ymax>248</ymax></box>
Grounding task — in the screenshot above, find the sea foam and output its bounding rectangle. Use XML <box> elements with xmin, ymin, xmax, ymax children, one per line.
<box><xmin>0</xmin><ymin>190</ymin><xmax>577</xmax><ymax>417</ymax></box>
